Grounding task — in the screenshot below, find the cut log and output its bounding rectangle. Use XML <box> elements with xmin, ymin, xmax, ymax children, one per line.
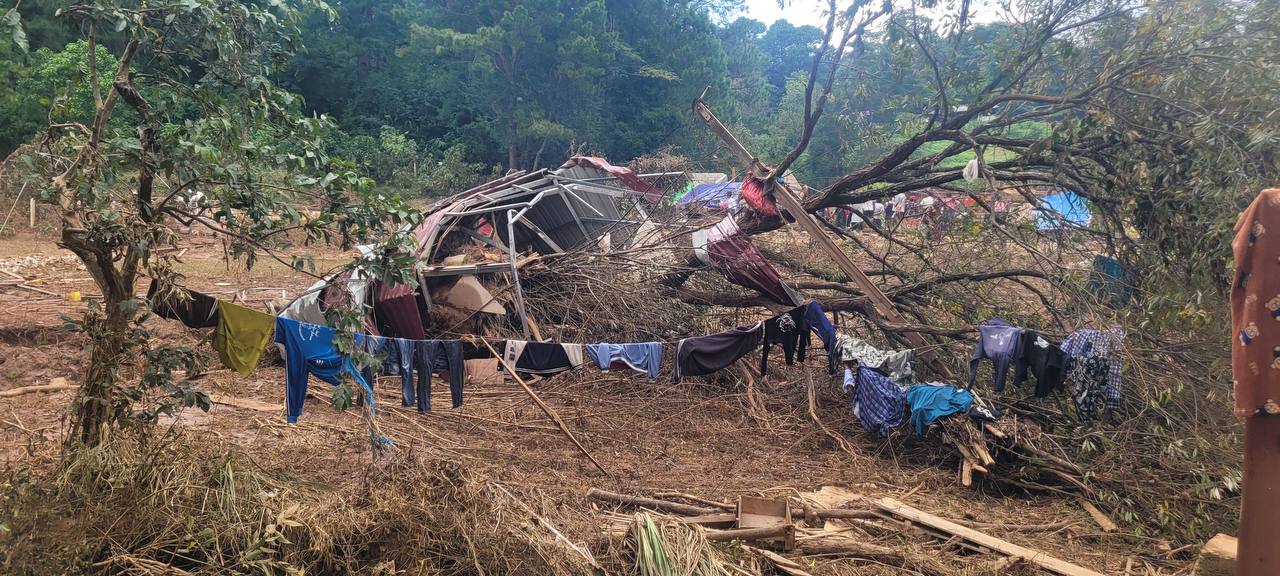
<box><xmin>814</xmin><ymin>509</ymin><xmax>879</xmax><ymax>520</ymax></box>
<box><xmin>874</xmin><ymin>497</ymin><xmax>1105</xmax><ymax>576</ymax></box>
<box><xmin>1079</xmin><ymin>499</ymin><xmax>1118</xmax><ymax>533</ymax></box>
<box><xmin>962</xmin><ymin>459</ymin><xmax>974</xmax><ymax>487</ymax></box>
<box><xmin>1199</xmin><ymin>533</ymin><xmax>1237</xmax><ymax>576</ymax></box>
<box><xmin>586</xmin><ymin>488</ymin><xmax>716</xmax><ymax>516</ymax></box>
<box><xmin>0</xmin><ymin>381</ymin><xmax>76</xmax><ymax>397</ymax></box>
<box><xmin>654</xmin><ymin>491</ymin><xmax>736</xmax><ymax>511</ymax></box>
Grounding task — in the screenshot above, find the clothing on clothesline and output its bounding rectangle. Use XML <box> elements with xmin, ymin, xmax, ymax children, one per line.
<box><xmin>905</xmin><ymin>384</ymin><xmax>974</xmax><ymax>436</ymax></box>
<box><xmin>804</xmin><ymin>302</ymin><xmax>838</xmax><ymax>374</ymax></box>
<box><xmin>147</xmin><ymin>279</ymin><xmax>219</xmax><ymax>329</ymax></box>
<box><xmin>392</xmin><ymin>338</ymin><xmax>415</xmax><ymax>406</ymax></box>
<box><xmin>412</xmin><ymin>339</ymin><xmax>465</xmax><ymax>412</ymax></box>
<box><xmin>1060</xmin><ymin>327</ymin><xmax>1124</xmax><ymax>419</ymax></box>
<box><xmin>586</xmin><ymin>343</ymin><xmax>663</xmax><ymax>379</ymax></box>
<box><xmin>760</xmin><ymin>305</ymin><xmax>808</xmax><ymax>375</ymax></box>
<box><xmin>844</xmin><ymin>366</ymin><xmax>906</xmax><ymax>437</ymax></box>
<box><xmin>675</xmin><ymin>322</ymin><xmax>763</xmax><ymax>380</ymax></box>
<box><xmin>968</xmin><ymin>317</ymin><xmax>1023</xmax><ymax>391</ymax></box>
<box><xmin>503</xmin><ymin>340</ymin><xmax>585</xmax><ymax>376</ymax></box>
<box><xmin>1012</xmin><ymin>330</ymin><xmax>1067</xmax><ymax>397</ymax></box>
<box><xmin>275</xmin><ymin>317</ymin><xmax>371</xmax><ymax>424</ymax></box>
<box><xmin>832</xmin><ymin>334</ymin><xmax>914</xmax><ymax>383</ymax></box>
<box><xmin>212</xmin><ymin>300</ymin><xmax>275</xmax><ymax>377</ymax></box>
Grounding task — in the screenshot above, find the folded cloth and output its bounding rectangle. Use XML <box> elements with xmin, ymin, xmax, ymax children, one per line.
<box><xmin>905</xmin><ymin>384</ymin><xmax>975</xmax><ymax>436</ymax></box>
<box><xmin>844</xmin><ymin>366</ymin><xmax>906</xmax><ymax>437</ymax></box>
<box><xmin>212</xmin><ymin>300</ymin><xmax>274</xmax><ymax>377</ymax></box>
<box><xmin>674</xmin><ymin>322</ymin><xmax>763</xmax><ymax>380</ymax></box>
<box><xmin>833</xmin><ymin>334</ymin><xmax>914</xmax><ymax>383</ymax></box>
<box><xmin>586</xmin><ymin>342</ymin><xmax>663</xmax><ymax>379</ymax></box>
<box><xmin>502</xmin><ymin>340</ymin><xmax>585</xmax><ymax>376</ymax></box>
<box><xmin>147</xmin><ymin>279</ymin><xmax>219</xmax><ymax>329</ymax></box>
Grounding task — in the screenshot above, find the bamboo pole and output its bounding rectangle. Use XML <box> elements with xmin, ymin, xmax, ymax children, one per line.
<box><xmin>482</xmin><ymin>338</ymin><xmax>609</xmax><ymax>475</ymax></box>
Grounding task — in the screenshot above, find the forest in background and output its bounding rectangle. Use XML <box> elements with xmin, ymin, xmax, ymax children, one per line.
<box><xmin>0</xmin><ymin>0</ymin><xmax>1051</xmax><ymax>196</ymax></box>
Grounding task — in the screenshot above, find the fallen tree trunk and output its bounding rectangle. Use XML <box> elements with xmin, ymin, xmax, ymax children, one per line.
<box><xmin>0</xmin><ymin>382</ymin><xmax>76</xmax><ymax>397</ymax></box>
<box><xmin>587</xmin><ymin>488</ymin><xmax>716</xmax><ymax>516</ymax></box>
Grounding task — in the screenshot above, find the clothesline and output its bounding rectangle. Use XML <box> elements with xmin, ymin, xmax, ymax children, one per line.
<box><xmin>149</xmin><ymin>280</ymin><xmax>1126</xmax><ymax>441</ymax></box>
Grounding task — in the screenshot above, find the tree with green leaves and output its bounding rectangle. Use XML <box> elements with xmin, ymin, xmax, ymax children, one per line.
<box><xmin>22</xmin><ymin>0</ymin><xmax>415</xmax><ymax>447</ymax></box>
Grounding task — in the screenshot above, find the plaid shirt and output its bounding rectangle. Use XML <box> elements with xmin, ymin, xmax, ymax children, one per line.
<box><xmin>845</xmin><ymin>367</ymin><xmax>906</xmax><ymax>436</ymax></box>
<box><xmin>1061</xmin><ymin>328</ymin><xmax>1125</xmax><ymax>418</ymax></box>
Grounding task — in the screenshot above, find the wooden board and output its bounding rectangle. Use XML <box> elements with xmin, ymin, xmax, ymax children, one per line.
<box><xmin>1199</xmin><ymin>533</ymin><xmax>1236</xmax><ymax>576</ymax></box>
<box><xmin>875</xmin><ymin>497</ymin><xmax>1104</xmax><ymax>576</ymax></box>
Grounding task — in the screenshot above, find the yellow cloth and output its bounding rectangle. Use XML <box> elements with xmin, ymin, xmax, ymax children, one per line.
<box><xmin>213</xmin><ymin>300</ymin><xmax>275</xmax><ymax>377</ymax></box>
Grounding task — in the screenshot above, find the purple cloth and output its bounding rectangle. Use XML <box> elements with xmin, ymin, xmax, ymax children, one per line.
<box><xmin>968</xmin><ymin>317</ymin><xmax>1023</xmax><ymax>391</ymax></box>
<box><xmin>706</xmin><ymin>232</ymin><xmax>801</xmax><ymax>307</ymax></box>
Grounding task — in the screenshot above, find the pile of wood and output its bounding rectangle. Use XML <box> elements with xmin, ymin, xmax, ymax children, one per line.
<box><xmin>935</xmin><ymin>414</ymin><xmax>1091</xmax><ymax>494</ymax></box>
<box><xmin>587</xmin><ymin>488</ymin><xmax>1105</xmax><ymax>576</ymax></box>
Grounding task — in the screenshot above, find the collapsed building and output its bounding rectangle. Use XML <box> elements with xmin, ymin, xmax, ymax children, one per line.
<box><xmin>279</xmin><ymin>157</ymin><xmax>688</xmax><ymax>339</ymax></box>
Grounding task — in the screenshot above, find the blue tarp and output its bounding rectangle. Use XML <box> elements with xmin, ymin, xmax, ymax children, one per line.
<box><xmin>678</xmin><ymin>182</ymin><xmax>741</xmax><ymax>210</ymax></box>
<box><xmin>1036</xmin><ymin>191</ymin><xmax>1092</xmax><ymax>230</ymax></box>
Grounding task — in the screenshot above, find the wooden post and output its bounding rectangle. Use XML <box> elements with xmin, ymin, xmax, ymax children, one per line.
<box><xmin>29</xmin><ymin>197</ymin><xmax>35</xmax><ymax>229</ymax></box>
<box><xmin>692</xmin><ymin>98</ymin><xmax>949</xmax><ymax>377</ymax></box>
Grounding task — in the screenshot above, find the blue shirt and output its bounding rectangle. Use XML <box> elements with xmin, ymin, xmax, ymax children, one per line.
<box><xmin>274</xmin><ymin>316</ymin><xmax>372</xmax><ymax>423</ymax></box>
<box><xmin>905</xmin><ymin>384</ymin><xmax>974</xmax><ymax>436</ymax></box>
<box><xmin>586</xmin><ymin>342</ymin><xmax>663</xmax><ymax>379</ymax></box>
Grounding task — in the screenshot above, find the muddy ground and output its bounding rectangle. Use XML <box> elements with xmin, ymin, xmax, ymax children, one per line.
<box><xmin>0</xmin><ymin>231</ymin><xmax>1191</xmax><ymax>575</ymax></box>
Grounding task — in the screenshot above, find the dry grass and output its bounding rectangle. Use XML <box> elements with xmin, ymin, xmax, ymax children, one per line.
<box><xmin>0</xmin><ymin>437</ymin><xmax>599</xmax><ymax>575</ymax></box>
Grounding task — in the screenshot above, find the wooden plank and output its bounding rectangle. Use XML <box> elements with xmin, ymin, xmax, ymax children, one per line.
<box><xmin>676</xmin><ymin>512</ymin><xmax>738</xmax><ymax>529</ymax></box>
<box><xmin>874</xmin><ymin>497</ymin><xmax>1105</xmax><ymax>576</ymax></box>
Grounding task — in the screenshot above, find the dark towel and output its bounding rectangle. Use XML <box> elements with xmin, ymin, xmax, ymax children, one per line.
<box><xmin>675</xmin><ymin>323</ymin><xmax>763</xmax><ymax>380</ymax></box>
<box><xmin>147</xmin><ymin>279</ymin><xmax>219</xmax><ymax>329</ymax></box>
<box><xmin>1012</xmin><ymin>330</ymin><xmax>1067</xmax><ymax>397</ymax></box>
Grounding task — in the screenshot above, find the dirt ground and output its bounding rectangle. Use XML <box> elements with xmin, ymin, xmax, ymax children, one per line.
<box><xmin>0</xmin><ymin>231</ymin><xmax>1192</xmax><ymax>575</ymax></box>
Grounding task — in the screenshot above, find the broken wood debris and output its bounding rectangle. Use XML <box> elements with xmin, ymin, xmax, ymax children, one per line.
<box><xmin>874</xmin><ymin>497</ymin><xmax>1105</xmax><ymax>576</ymax></box>
<box><xmin>591</xmin><ymin>487</ymin><xmax>1107</xmax><ymax>576</ymax></box>
<box><xmin>0</xmin><ymin>378</ymin><xmax>75</xmax><ymax>398</ymax></box>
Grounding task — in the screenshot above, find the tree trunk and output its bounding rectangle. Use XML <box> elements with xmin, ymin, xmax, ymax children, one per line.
<box><xmin>507</xmin><ymin>103</ymin><xmax>520</xmax><ymax>172</ymax></box>
<box><xmin>68</xmin><ymin>253</ymin><xmax>137</xmax><ymax>448</ymax></box>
